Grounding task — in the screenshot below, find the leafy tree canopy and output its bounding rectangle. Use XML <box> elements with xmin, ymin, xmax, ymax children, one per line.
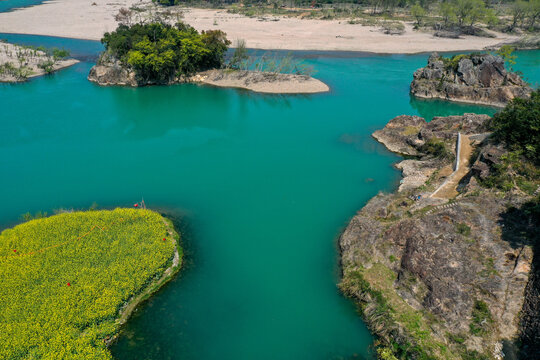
<box><xmin>489</xmin><ymin>89</ymin><xmax>540</xmax><ymax>164</ymax></box>
<box><xmin>101</xmin><ymin>22</ymin><xmax>231</xmax><ymax>82</ymax></box>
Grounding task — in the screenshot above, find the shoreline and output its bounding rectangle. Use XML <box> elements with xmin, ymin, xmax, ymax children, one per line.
<box><xmin>0</xmin><ymin>41</ymin><xmax>79</xmax><ymax>82</ymax></box>
<box><xmin>3</xmin><ymin>31</ymin><xmax>531</xmax><ymax>57</ymax></box>
<box><xmin>0</xmin><ymin>1</ymin><xmax>521</xmax><ymax>54</ymax></box>
<box><xmin>87</xmin><ymin>63</ymin><xmax>330</xmax><ymax>94</ymax></box>
<box><xmin>192</xmin><ymin>69</ymin><xmax>329</xmax><ymax>94</ymax></box>
<box><xmin>107</xmin><ymin>216</ymin><xmax>182</xmax><ymax>346</ymax></box>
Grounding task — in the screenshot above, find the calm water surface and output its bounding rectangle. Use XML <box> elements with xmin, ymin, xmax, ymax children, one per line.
<box><xmin>1</xmin><ymin>34</ymin><xmax>538</xmax><ymax>360</ymax></box>
<box><xmin>0</xmin><ymin>0</ymin><xmax>46</xmax><ymax>13</ymax></box>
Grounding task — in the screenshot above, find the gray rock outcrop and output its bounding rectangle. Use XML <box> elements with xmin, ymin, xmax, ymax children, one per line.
<box><xmin>340</xmin><ymin>113</ymin><xmax>538</xmax><ymax>359</ymax></box>
<box><xmin>88</xmin><ymin>58</ymin><xmax>138</xmax><ymax>86</ymax></box>
<box><xmin>410</xmin><ymin>52</ymin><xmax>532</xmax><ymax>107</ymax></box>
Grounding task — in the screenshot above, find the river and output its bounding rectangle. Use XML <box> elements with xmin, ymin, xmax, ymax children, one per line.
<box><xmin>1</xmin><ymin>33</ymin><xmax>539</xmax><ymax>359</ymax></box>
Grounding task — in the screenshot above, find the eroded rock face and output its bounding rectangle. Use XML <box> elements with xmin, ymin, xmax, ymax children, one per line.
<box><xmin>471</xmin><ymin>144</ymin><xmax>506</xmax><ymax>181</ymax></box>
<box><xmin>340</xmin><ymin>113</ymin><xmax>537</xmax><ymax>359</ymax></box>
<box><xmin>411</xmin><ymin>52</ymin><xmax>532</xmax><ymax>107</ymax></box>
<box><xmin>88</xmin><ymin>61</ymin><xmax>137</xmax><ymax>86</ymax></box>
<box><xmin>372</xmin><ymin>113</ymin><xmax>490</xmax><ymax>158</ymax></box>
<box><xmin>520</xmin><ymin>250</ymin><xmax>540</xmax><ymax>359</ymax></box>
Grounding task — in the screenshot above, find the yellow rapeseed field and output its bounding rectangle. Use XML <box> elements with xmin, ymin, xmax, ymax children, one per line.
<box><xmin>0</xmin><ymin>208</ymin><xmax>179</xmax><ymax>359</ymax></box>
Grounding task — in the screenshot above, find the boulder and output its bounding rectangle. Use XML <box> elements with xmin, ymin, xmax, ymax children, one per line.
<box><xmin>411</xmin><ymin>52</ymin><xmax>533</xmax><ymax>107</ymax></box>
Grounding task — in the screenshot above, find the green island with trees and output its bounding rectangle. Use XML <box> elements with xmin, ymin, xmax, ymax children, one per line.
<box><xmin>99</xmin><ymin>21</ymin><xmax>230</xmax><ymax>84</ymax></box>
<box><xmin>0</xmin><ymin>208</ymin><xmax>181</xmax><ymax>359</ymax></box>
<box><xmin>89</xmin><ymin>19</ymin><xmax>328</xmax><ymax>92</ymax></box>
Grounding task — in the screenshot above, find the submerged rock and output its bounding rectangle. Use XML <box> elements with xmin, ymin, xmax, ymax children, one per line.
<box><xmin>410</xmin><ymin>52</ymin><xmax>532</xmax><ymax>107</ymax></box>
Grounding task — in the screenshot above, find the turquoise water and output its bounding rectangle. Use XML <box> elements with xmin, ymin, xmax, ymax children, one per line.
<box><xmin>0</xmin><ymin>0</ymin><xmax>45</xmax><ymax>13</ymax></box>
<box><xmin>1</xmin><ymin>34</ymin><xmax>538</xmax><ymax>359</ymax></box>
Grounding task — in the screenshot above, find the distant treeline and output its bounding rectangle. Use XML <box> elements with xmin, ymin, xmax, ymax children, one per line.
<box><xmin>155</xmin><ymin>0</ymin><xmax>540</xmax><ymax>33</ymax></box>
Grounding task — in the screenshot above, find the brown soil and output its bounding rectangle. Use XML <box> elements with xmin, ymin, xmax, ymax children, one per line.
<box><xmin>432</xmin><ymin>134</ymin><xmax>472</xmax><ymax>199</ymax></box>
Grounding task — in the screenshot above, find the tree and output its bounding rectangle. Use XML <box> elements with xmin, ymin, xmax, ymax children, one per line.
<box><xmin>114</xmin><ymin>7</ymin><xmax>133</xmax><ymax>26</ymax></box>
<box><xmin>439</xmin><ymin>2</ymin><xmax>457</xmax><ymax>27</ymax></box>
<box><xmin>229</xmin><ymin>39</ymin><xmax>249</xmax><ymax>69</ymax></box>
<box><xmin>495</xmin><ymin>45</ymin><xmax>516</xmax><ymax>70</ymax></box>
<box><xmin>411</xmin><ymin>3</ymin><xmax>426</xmax><ymax>26</ymax></box>
<box><xmin>526</xmin><ymin>0</ymin><xmax>540</xmax><ymax>29</ymax></box>
<box><xmin>452</xmin><ymin>0</ymin><xmax>487</xmax><ymax>28</ymax></box>
<box><xmin>509</xmin><ymin>0</ymin><xmax>528</xmax><ymax>31</ymax></box>
<box><xmin>102</xmin><ymin>22</ymin><xmax>231</xmax><ymax>83</ymax></box>
<box><xmin>488</xmin><ymin>90</ymin><xmax>540</xmax><ymax>165</ymax></box>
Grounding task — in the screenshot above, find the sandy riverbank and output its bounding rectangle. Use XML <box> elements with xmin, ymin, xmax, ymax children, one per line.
<box><xmin>0</xmin><ymin>0</ymin><xmax>519</xmax><ymax>53</ymax></box>
<box><xmin>193</xmin><ymin>69</ymin><xmax>329</xmax><ymax>94</ymax></box>
<box><xmin>0</xmin><ymin>42</ymin><xmax>78</xmax><ymax>82</ymax></box>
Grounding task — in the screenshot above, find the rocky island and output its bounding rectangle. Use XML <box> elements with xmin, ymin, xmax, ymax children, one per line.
<box><xmin>410</xmin><ymin>52</ymin><xmax>532</xmax><ymax>107</ymax></box>
<box><xmin>88</xmin><ymin>21</ymin><xmax>329</xmax><ymax>94</ymax></box>
<box><xmin>340</xmin><ymin>91</ymin><xmax>540</xmax><ymax>359</ymax></box>
<box><xmin>0</xmin><ymin>41</ymin><xmax>78</xmax><ymax>82</ymax></box>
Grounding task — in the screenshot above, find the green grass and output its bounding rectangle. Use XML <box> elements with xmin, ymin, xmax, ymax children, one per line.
<box><xmin>342</xmin><ymin>263</ymin><xmax>455</xmax><ymax>360</ymax></box>
<box><xmin>456</xmin><ymin>223</ymin><xmax>471</xmax><ymax>236</ymax></box>
<box><xmin>469</xmin><ymin>300</ymin><xmax>493</xmax><ymax>336</ymax></box>
<box><xmin>0</xmin><ymin>208</ymin><xmax>179</xmax><ymax>359</ymax></box>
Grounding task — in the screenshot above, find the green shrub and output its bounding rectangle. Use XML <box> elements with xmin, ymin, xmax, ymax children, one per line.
<box><xmin>488</xmin><ymin>90</ymin><xmax>540</xmax><ymax>165</ymax></box>
<box><xmin>420</xmin><ymin>138</ymin><xmax>454</xmax><ymax>160</ymax></box>
<box><xmin>456</xmin><ymin>223</ymin><xmax>471</xmax><ymax>236</ymax></box>
<box><xmin>469</xmin><ymin>300</ymin><xmax>493</xmax><ymax>335</ymax></box>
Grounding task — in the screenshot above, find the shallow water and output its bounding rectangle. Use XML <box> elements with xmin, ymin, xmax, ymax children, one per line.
<box><xmin>1</xmin><ymin>34</ymin><xmax>538</xmax><ymax>360</ymax></box>
<box><xmin>0</xmin><ymin>0</ymin><xmax>46</xmax><ymax>13</ymax></box>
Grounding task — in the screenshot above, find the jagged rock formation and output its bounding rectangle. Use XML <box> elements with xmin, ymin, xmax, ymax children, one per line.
<box><xmin>88</xmin><ymin>55</ymin><xmax>329</xmax><ymax>94</ymax></box>
<box><xmin>88</xmin><ymin>58</ymin><xmax>137</xmax><ymax>86</ymax></box>
<box><xmin>340</xmin><ymin>113</ymin><xmax>539</xmax><ymax>359</ymax></box>
<box><xmin>410</xmin><ymin>53</ymin><xmax>532</xmax><ymax>107</ymax></box>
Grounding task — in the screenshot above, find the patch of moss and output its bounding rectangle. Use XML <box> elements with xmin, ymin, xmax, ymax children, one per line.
<box><xmin>456</xmin><ymin>223</ymin><xmax>471</xmax><ymax>236</ymax></box>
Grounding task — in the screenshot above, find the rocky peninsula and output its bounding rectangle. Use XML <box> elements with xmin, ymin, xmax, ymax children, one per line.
<box><xmin>410</xmin><ymin>52</ymin><xmax>532</xmax><ymax>107</ymax></box>
<box><xmin>88</xmin><ymin>21</ymin><xmax>328</xmax><ymax>94</ymax></box>
<box><xmin>88</xmin><ymin>54</ymin><xmax>329</xmax><ymax>94</ymax></box>
<box><xmin>0</xmin><ymin>41</ymin><xmax>78</xmax><ymax>82</ymax></box>
<box><xmin>340</xmin><ymin>110</ymin><xmax>539</xmax><ymax>359</ymax></box>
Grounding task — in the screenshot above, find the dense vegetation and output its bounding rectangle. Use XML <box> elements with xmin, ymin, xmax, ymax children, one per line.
<box><xmin>0</xmin><ymin>208</ymin><xmax>179</xmax><ymax>359</ymax></box>
<box><xmin>489</xmin><ymin>89</ymin><xmax>540</xmax><ymax>165</ymax></box>
<box><xmin>101</xmin><ymin>22</ymin><xmax>230</xmax><ymax>82</ymax></box>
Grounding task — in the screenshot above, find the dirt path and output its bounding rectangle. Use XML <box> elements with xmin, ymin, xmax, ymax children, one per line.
<box><xmin>431</xmin><ymin>134</ymin><xmax>473</xmax><ymax>199</ymax></box>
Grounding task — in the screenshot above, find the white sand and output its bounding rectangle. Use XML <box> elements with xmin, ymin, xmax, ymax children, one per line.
<box><xmin>0</xmin><ymin>42</ymin><xmax>78</xmax><ymax>82</ymax></box>
<box><xmin>0</xmin><ymin>0</ymin><xmax>519</xmax><ymax>53</ymax></box>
